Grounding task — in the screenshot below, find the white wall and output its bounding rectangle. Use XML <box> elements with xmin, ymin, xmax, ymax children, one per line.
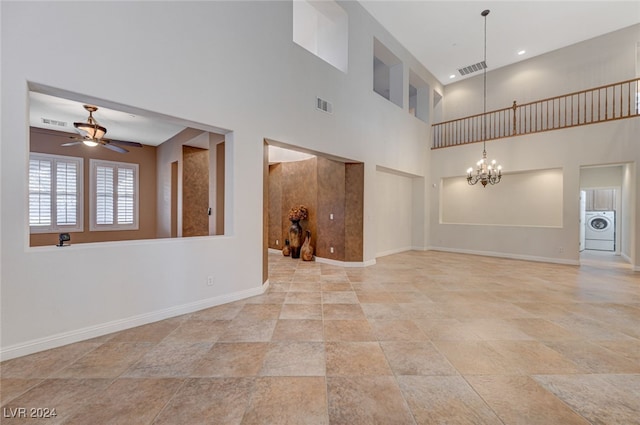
<box><xmin>375</xmin><ymin>168</ymin><xmax>414</xmax><ymax>257</ymax></box>
<box><xmin>442</xmin><ymin>169</ymin><xmax>563</xmax><ymax>227</ymax></box>
<box><xmin>443</xmin><ymin>25</ymin><xmax>640</xmax><ymax>120</ymax></box>
<box><xmin>430</xmin><ymin>119</ymin><xmax>639</xmax><ymax>265</ymax></box>
<box><xmin>1</xmin><ymin>1</ymin><xmax>436</xmax><ymax>358</ymax></box>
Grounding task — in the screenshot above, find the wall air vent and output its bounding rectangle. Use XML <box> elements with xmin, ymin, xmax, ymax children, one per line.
<box><xmin>41</xmin><ymin>118</ymin><xmax>68</xmax><ymax>127</ymax></box>
<box><xmin>458</xmin><ymin>61</ymin><xmax>487</xmax><ymax>76</ymax></box>
<box><xmin>316</xmin><ymin>97</ymin><xmax>333</xmax><ymax>114</ymax></box>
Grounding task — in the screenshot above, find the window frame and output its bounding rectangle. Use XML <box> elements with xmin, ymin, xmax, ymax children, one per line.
<box><xmin>89</xmin><ymin>159</ymin><xmax>139</xmax><ymax>232</ymax></box>
<box><xmin>29</xmin><ymin>152</ymin><xmax>83</xmax><ymax>234</ymax></box>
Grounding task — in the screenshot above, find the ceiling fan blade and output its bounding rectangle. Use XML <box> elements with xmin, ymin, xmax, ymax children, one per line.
<box><xmin>61</xmin><ymin>141</ymin><xmax>82</xmax><ymax>147</ymax></box>
<box><xmin>107</xmin><ymin>139</ymin><xmax>143</xmax><ymax>148</ymax></box>
<box><xmin>101</xmin><ymin>142</ymin><xmax>129</xmax><ymax>153</ymax></box>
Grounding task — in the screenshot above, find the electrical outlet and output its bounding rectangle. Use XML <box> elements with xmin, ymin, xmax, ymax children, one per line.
<box><xmin>276</xmin><ymin>239</ymin><xmax>279</xmax><ymax>246</ymax></box>
<box><xmin>558</xmin><ymin>247</ymin><xmax>564</xmax><ymax>253</ymax></box>
<box><xmin>207</xmin><ymin>276</ymin><xmax>214</xmax><ymax>286</ymax></box>
<box><xmin>330</xmin><ymin>213</ymin><xmax>334</xmax><ymax>220</ymax></box>
<box><xmin>330</xmin><ymin>247</ymin><xmax>334</xmax><ymax>253</ymax></box>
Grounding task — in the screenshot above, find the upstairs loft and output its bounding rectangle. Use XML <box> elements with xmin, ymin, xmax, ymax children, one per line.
<box><xmin>432</xmin><ymin>78</ymin><xmax>640</xmax><ymax>149</ymax></box>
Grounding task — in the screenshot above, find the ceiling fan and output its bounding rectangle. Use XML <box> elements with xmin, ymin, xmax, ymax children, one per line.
<box><xmin>61</xmin><ymin>104</ymin><xmax>143</xmax><ymax>153</ymax></box>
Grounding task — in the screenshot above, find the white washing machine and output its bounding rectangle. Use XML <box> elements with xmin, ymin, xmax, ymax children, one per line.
<box><xmin>585</xmin><ymin>211</ymin><xmax>615</xmax><ymax>251</ymax></box>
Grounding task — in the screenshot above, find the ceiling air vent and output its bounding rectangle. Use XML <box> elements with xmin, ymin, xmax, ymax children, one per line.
<box><xmin>458</xmin><ymin>61</ymin><xmax>487</xmax><ymax>76</ymax></box>
<box><xmin>316</xmin><ymin>97</ymin><xmax>333</xmax><ymax>114</ymax></box>
<box><xmin>41</xmin><ymin>118</ymin><xmax>68</xmax><ymax>127</ymax></box>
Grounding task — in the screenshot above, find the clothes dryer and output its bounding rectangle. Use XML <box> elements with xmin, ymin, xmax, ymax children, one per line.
<box><xmin>585</xmin><ymin>211</ymin><xmax>615</xmax><ymax>251</ymax></box>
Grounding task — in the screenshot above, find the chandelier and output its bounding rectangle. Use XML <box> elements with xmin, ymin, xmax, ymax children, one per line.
<box><xmin>467</xmin><ymin>9</ymin><xmax>502</xmax><ymax>187</ymax></box>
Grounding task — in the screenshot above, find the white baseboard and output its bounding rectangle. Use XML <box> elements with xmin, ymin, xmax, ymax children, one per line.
<box><xmin>0</xmin><ymin>284</ymin><xmax>268</xmax><ymax>361</ymax></box>
<box><xmin>376</xmin><ymin>246</ymin><xmax>414</xmax><ymax>258</ymax></box>
<box><xmin>268</xmin><ymin>248</ymin><xmax>375</xmax><ymax>267</ymax></box>
<box><xmin>314</xmin><ymin>256</ymin><xmax>376</xmax><ymax>268</ymax></box>
<box><xmin>427</xmin><ymin>246</ymin><xmax>580</xmax><ymax>266</ymax></box>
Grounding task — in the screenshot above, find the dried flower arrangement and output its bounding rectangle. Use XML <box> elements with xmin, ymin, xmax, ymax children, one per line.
<box><xmin>288</xmin><ymin>205</ymin><xmax>308</xmax><ymax>221</ymax></box>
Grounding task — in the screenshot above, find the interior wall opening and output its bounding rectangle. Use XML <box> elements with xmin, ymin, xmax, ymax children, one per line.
<box><xmin>27</xmin><ymin>85</ymin><xmax>230</xmax><ymax>247</ymax></box>
<box><xmin>263</xmin><ymin>139</ymin><xmax>364</xmax><ymax>273</ymax></box>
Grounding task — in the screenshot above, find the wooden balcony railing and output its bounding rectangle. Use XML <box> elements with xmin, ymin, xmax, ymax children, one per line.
<box><xmin>432</xmin><ymin>78</ymin><xmax>640</xmax><ymax>149</ymax></box>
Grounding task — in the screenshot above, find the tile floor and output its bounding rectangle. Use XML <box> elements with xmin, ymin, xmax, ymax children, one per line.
<box><xmin>1</xmin><ymin>251</ymin><xmax>639</xmax><ymax>424</ymax></box>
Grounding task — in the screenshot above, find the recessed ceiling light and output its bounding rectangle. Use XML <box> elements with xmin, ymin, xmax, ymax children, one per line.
<box><xmin>449</xmin><ymin>74</ymin><xmax>456</xmax><ymax>79</ymax></box>
<box><xmin>517</xmin><ymin>50</ymin><xmax>526</xmax><ymax>55</ymax></box>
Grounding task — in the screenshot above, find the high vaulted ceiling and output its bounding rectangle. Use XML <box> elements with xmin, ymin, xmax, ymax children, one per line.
<box><xmin>358</xmin><ymin>1</ymin><xmax>640</xmax><ymax>85</ymax></box>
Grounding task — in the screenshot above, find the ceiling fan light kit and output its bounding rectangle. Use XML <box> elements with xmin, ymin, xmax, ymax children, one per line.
<box><xmin>63</xmin><ymin>104</ymin><xmax>143</xmax><ymax>153</ymax></box>
<box><xmin>74</xmin><ymin>105</ymin><xmax>107</xmax><ymax>142</ymax></box>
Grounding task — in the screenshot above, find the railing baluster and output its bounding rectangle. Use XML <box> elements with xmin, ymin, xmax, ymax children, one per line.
<box><xmin>431</xmin><ymin>78</ymin><xmax>639</xmax><ymax>149</ymax></box>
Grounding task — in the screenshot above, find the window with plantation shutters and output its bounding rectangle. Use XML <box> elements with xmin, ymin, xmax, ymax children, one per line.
<box><xmin>90</xmin><ymin>159</ymin><xmax>139</xmax><ymax>231</ymax></box>
<box><xmin>29</xmin><ymin>153</ymin><xmax>83</xmax><ymax>233</ymax></box>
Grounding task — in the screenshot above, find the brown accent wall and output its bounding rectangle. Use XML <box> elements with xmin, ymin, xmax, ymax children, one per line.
<box><xmin>267</xmin><ymin>155</ymin><xmax>364</xmax><ymax>263</ymax></box>
<box><xmin>317</xmin><ymin>156</ymin><xmax>345</xmax><ymax>260</ymax></box>
<box><xmin>268</xmin><ymin>163</ymin><xmax>283</xmax><ymax>249</ymax></box>
<box><xmin>216</xmin><ymin>142</ymin><xmax>225</xmax><ymax>235</ymax></box>
<box><xmin>182</xmin><ymin>146</ymin><xmax>209</xmax><ymax>237</ymax></box>
<box><xmin>29</xmin><ymin>127</ymin><xmax>157</xmax><ymax>247</ymax></box>
<box><xmin>345</xmin><ymin>163</ymin><xmax>364</xmax><ymax>261</ymax></box>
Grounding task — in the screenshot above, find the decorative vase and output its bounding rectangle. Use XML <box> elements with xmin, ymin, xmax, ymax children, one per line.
<box><xmin>301</xmin><ymin>230</ymin><xmax>314</xmax><ymax>261</ymax></box>
<box><xmin>288</xmin><ymin>220</ymin><xmax>302</xmax><ymax>259</ymax></box>
<box><xmin>282</xmin><ymin>239</ymin><xmax>290</xmax><ymax>256</ymax></box>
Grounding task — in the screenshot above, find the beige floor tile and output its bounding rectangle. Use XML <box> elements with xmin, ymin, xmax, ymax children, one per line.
<box><xmin>326</xmin><ymin>342</ymin><xmax>392</xmax><ymax>376</ymax></box>
<box><xmin>123</xmin><ymin>342</ymin><xmax>212</xmax><ymax>378</ymax></box>
<box><xmin>360</xmin><ymin>303</ymin><xmax>405</xmax><ymax>320</ymax></box>
<box><xmin>534</xmin><ymin>374</ymin><xmax>640</xmax><ymax>425</ymax></box>
<box><xmin>0</xmin><ymin>343</ymin><xmax>101</xmax><ymax>379</ymax></box>
<box><xmin>259</xmin><ymin>342</ymin><xmax>325</xmax><ymax>376</ymax></box>
<box><xmin>63</xmin><ymin>378</ymin><xmax>183</xmax><ymax>425</ymax></box>
<box><xmin>189</xmin><ymin>303</ymin><xmax>244</xmax><ymax>320</ymax></box>
<box><xmin>218</xmin><ymin>319</ymin><xmax>277</xmax><ymax>342</ymax></box>
<box><xmin>398</xmin><ymin>375</ymin><xmax>503</xmax><ymax>425</ymax></box>
<box><xmin>278</xmin><ymin>303</ymin><xmax>322</xmax><ymax>320</ymax></box>
<box><xmin>163</xmin><ymin>319</ymin><xmax>230</xmax><ymax>343</ymax></box>
<box><xmin>320</xmin><ymin>282</ymin><xmax>353</xmax><ymax>291</ymax></box>
<box><xmin>327</xmin><ymin>376</ymin><xmax>415</xmax><ymax>425</ymax></box>
<box><xmin>153</xmin><ymin>378</ymin><xmax>254</xmax><ymax>425</ymax></box>
<box><xmin>323</xmin><ymin>320</ymin><xmax>376</xmax><ymax>341</ymax></box>
<box><xmin>594</xmin><ymin>339</ymin><xmax>640</xmax><ymax>363</ymax></box>
<box><xmin>0</xmin><ymin>379</ymin><xmax>42</xmax><ymax>405</ymax></box>
<box><xmin>543</xmin><ymin>340</ymin><xmax>640</xmax><ymax>373</ymax></box>
<box><xmin>356</xmin><ymin>291</ymin><xmax>396</xmax><ymax>303</ymax></box>
<box><xmin>236</xmin><ymin>304</ymin><xmax>282</xmax><ymax>320</ymax></box>
<box><xmin>486</xmin><ymin>340</ymin><xmax>582</xmax><ymax>374</ymax></box>
<box><xmin>108</xmin><ymin>317</ymin><xmax>185</xmax><ymax>343</ymax></box>
<box><xmin>192</xmin><ymin>342</ymin><xmax>269</xmax><ymax>377</ymax></box>
<box><xmin>271</xmin><ymin>319</ymin><xmax>323</xmax><ymax>341</ymax></box>
<box><xmin>432</xmin><ymin>341</ymin><xmax>521</xmax><ymax>375</ymax></box>
<box><xmin>288</xmin><ymin>281</ymin><xmax>322</xmax><ymax>292</ymax></box>
<box><xmin>0</xmin><ymin>378</ymin><xmax>112</xmax><ymax>425</ymax></box>
<box><xmin>284</xmin><ymin>292</ymin><xmax>321</xmax><ymax>304</ymax></box>
<box><xmin>52</xmin><ymin>342</ymin><xmax>153</xmax><ymax>378</ymax></box>
<box><xmin>506</xmin><ymin>317</ymin><xmax>583</xmax><ymax>341</ymax></box>
<box><xmin>414</xmin><ymin>318</ymin><xmax>482</xmax><ymax>341</ymax></box>
<box><xmin>241</xmin><ymin>377</ymin><xmax>328</xmax><ymax>425</ymax></box>
<box><xmin>322</xmin><ymin>304</ymin><xmax>366</xmax><ymax>320</ymax></box>
<box><xmin>322</xmin><ymin>291</ymin><xmax>359</xmax><ymax>304</ymax></box>
<box><xmin>369</xmin><ymin>319</ymin><xmax>429</xmax><ymax>341</ymax></box>
<box><xmin>380</xmin><ymin>341</ymin><xmax>458</xmax><ymax>376</ymax></box>
<box><xmin>467</xmin><ymin>375</ymin><xmax>591</xmax><ymax>425</ymax></box>
<box><xmin>461</xmin><ymin>318</ymin><xmax>536</xmax><ymax>340</ymax></box>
